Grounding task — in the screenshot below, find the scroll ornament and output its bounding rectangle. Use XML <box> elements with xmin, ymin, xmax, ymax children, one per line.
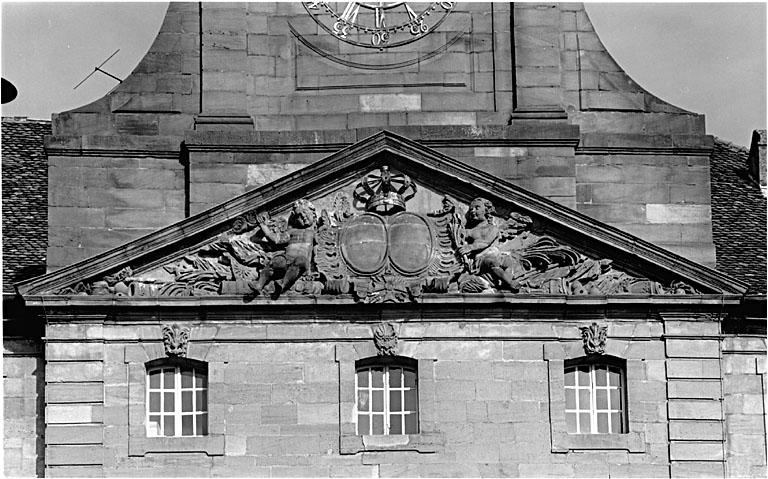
<box><xmin>373</xmin><ymin>322</ymin><xmax>398</xmax><ymax>356</ymax></box>
<box><xmin>579</xmin><ymin>322</ymin><xmax>608</xmax><ymax>356</ymax></box>
<box><xmin>162</xmin><ymin>324</ymin><xmax>190</xmax><ymax>358</ymax></box>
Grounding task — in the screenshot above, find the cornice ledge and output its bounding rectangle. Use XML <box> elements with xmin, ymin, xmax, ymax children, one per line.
<box><xmin>20</xmin><ymin>293</ymin><xmax>745</xmax><ymax>309</ymax></box>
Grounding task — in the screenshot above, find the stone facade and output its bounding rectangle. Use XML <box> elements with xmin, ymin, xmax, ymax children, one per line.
<box><xmin>3</xmin><ymin>2</ymin><xmax>766</xmax><ymax>478</ymax></box>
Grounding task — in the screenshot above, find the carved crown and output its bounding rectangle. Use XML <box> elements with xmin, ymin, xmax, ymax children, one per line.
<box><xmin>353</xmin><ymin>166</ymin><xmax>417</xmax><ymax>214</ymax></box>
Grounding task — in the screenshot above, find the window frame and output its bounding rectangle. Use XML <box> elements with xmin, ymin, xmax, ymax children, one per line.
<box><xmin>335</xmin><ymin>344</ymin><xmax>444</xmax><ymax>455</ymax></box>
<box><xmin>544</xmin><ymin>341</ymin><xmax>646</xmax><ymax>453</ymax></box>
<box><xmin>563</xmin><ymin>356</ymin><xmax>627</xmax><ymax>435</ymax></box>
<box><xmin>354</xmin><ymin>356</ymin><xmax>419</xmax><ymax>436</ymax></box>
<box><xmin>124</xmin><ymin>344</ymin><xmax>224</xmax><ymax>457</ymax></box>
<box><xmin>145</xmin><ymin>357</ymin><xmax>209</xmax><ymax>438</ymax></box>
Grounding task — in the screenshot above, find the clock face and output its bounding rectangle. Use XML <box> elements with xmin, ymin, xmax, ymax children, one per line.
<box><xmin>303</xmin><ymin>1</ymin><xmax>455</xmax><ymax>50</ymax></box>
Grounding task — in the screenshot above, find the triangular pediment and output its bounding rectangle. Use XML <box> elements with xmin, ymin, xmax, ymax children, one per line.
<box><xmin>17</xmin><ymin>131</ymin><xmax>747</xmax><ymax>302</ymax></box>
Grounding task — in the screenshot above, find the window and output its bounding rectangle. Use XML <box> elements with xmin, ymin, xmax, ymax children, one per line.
<box><xmin>564</xmin><ymin>360</ymin><xmax>626</xmax><ymax>434</ymax></box>
<box><xmin>146</xmin><ymin>359</ymin><xmax>208</xmax><ymax>437</ymax></box>
<box><xmin>355</xmin><ymin>359</ymin><xmax>418</xmax><ymax>435</ymax></box>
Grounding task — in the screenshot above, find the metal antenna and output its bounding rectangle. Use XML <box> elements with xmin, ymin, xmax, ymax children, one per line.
<box><xmin>73</xmin><ymin>49</ymin><xmax>123</xmax><ymax>90</ymax></box>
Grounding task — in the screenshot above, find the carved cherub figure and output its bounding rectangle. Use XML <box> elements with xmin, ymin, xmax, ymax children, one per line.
<box><xmin>458</xmin><ymin>197</ymin><xmax>519</xmax><ymax>291</ymax></box>
<box><xmin>249</xmin><ymin>199</ymin><xmax>317</xmax><ymax>297</ymax></box>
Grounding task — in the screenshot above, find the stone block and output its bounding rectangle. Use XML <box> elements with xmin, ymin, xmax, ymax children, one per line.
<box><xmin>608</xmin><ymin>463</ymin><xmax>672</xmax><ymax>478</ymax></box>
<box><xmin>668</xmin><ymin>399</ymin><xmax>722</xmax><ymax>420</ymax></box>
<box><xmin>406</xmin><ymin>112</ymin><xmax>476</xmax><ymax>126</ymax></box>
<box><xmin>668</xmin><ymin>380</ymin><xmax>722</xmax><ymax>399</ymax></box>
<box><xmin>666</xmin><ymin>359</ymin><xmax>721</xmax><ymax>379</ymax></box>
<box><xmin>671</xmin><ymin>462</ymin><xmax>724</xmax><ymax>478</ymax></box>
<box><xmin>46</xmin><ymin>383</ymin><xmax>103</xmax><ymax>404</ymax></box>
<box><xmin>297</xmin><ymin>403</ymin><xmax>338</xmax><ymax>425</ymax></box>
<box><xmin>669</xmin><ymin>420</ymin><xmax>723</xmax><ymax>441</ymax></box>
<box><xmin>46</xmin><ymin>445</ymin><xmax>104</xmax><ymax>466</ymax></box>
<box><xmin>46</xmin><ymin>425</ymin><xmax>103</xmax><ymax>445</ymax></box>
<box><xmin>359</xmin><ymin>94</ymin><xmax>421</xmax><ymax>113</ymax></box>
<box><xmin>46</xmin><ymin>404</ymin><xmax>101</xmax><ymax>424</ymax></box>
<box><xmin>669</xmin><ymin>441</ymin><xmax>724</xmax><ymax>461</ymax></box>
<box><xmin>666</xmin><ymin>339</ymin><xmax>720</xmax><ymax>358</ymax></box>
<box><xmin>261</xmin><ymin>404</ymin><xmax>298</xmax><ymax>425</ymax></box>
<box><xmin>46</xmin><ymin>466</ymin><xmax>104</xmax><ymax>477</ymax></box>
<box><xmin>46</xmin><ymin>362</ymin><xmax>103</xmax><ymax>383</ymax></box>
<box><xmin>475</xmin><ymin>381</ymin><xmax>511</xmax><ymax>401</ymax></box>
<box><xmin>434</xmin><ymin>360</ymin><xmax>493</xmax><ymax>380</ymax></box>
<box><xmin>723</xmin><ymin>375</ymin><xmax>763</xmax><ymax>394</ymax></box>
<box><xmin>646</xmin><ymin>204</ymin><xmax>711</xmax><ymax>224</ymax></box>
<box><xmin>46</xmin><ymin>343</ymin><xmax>104</xmax><ymax>361</ymax></box>
<box><xmin>583</xmin><ymin>91</ymin><xmax>644</xmax><ymax>111</ymax></box>
<box><xmin>518</xmin><ymin>464</ymin><xmax>574</xmax><ymax>477</ymax></box>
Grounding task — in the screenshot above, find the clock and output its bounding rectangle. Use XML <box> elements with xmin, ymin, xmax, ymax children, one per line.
<box><xmin>303</xmin><ymin>2</ymin><xmax>455</xmax><ymax>50</ymax></box>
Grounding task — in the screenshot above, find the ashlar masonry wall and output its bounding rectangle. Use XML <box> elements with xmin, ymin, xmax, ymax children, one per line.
<box><xmin>39</xmin><ymin>305</ymin><xmax>762</xmax><ymax>478</ymax></box>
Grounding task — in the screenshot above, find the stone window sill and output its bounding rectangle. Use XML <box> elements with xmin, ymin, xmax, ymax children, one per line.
<box><xmin>551</xmin><ymin>431</ymin><xmax>646</xmax><ymax>453</ymax></box>
<box><xmin>128</xmin><ymin>435</ymin><xmax>225</xmax><ymax>457</ymax></box>
<box><xmin>340</xmin><ymin>433</ymin><xmax>444</xmax><ymax>455</ymax></box>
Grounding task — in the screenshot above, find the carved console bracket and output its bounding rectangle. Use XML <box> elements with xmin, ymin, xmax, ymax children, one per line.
<box><xmin>579</xmin><ymin>322</ymin><xmax>608</xmax><ymax>356</ymax></box>
<box><xmin>373</xmin><ymin>322</ymin><xmax>398</xmax><ymax>356</ymax></box>
<box><xmin>162</xmin><ymin>324</ymin><xmax>190</xmax><ymax>358</ymax></box>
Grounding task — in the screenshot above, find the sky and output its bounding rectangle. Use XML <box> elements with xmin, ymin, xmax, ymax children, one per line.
<box><xmin>1</xmin><ymin>2</ymin><xmax>766</xmax><ymax>147</ymax></box>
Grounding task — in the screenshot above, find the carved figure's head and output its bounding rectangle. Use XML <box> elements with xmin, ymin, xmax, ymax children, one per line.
<box><xmin>290</xmin><ymin>199</ymin><xmax>317</xmax><ymax>228</ymax></box>
<box><xmin>467</xmin><ymin>197</ymin><xmax>495</xmax><ymax>225</ymax></box>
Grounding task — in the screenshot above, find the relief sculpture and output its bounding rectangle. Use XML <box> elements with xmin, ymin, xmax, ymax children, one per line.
<box><xmin>65</xmin><ymin>165</ymin><xmax>701</xmax><ymax>301</ymax></box>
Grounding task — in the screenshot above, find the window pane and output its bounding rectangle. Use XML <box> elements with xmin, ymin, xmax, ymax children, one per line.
<box><xmin>371</xmin><ymin>368</ymin><xmax>384</xmax><ymax>388</ymax></box>
<box><xmin>404</xmin><ymin>388</ymin><xmax>418</xmax><ymax>413</ymax></box>
<box><xmin>197</xmin><ymin>413</ymin><xmax>208</xmax><ymax>436</ymax></box>
<box><xmin>610</xmin><ymin>412</ymin><xmax>623</xmax><ymax>433</ymax></box>
<box><xmin>566</xmin><ymin>412</ymin><xmax>577</xmax><ymax>433</ymax></box>
<box><xmin>595</xmin><ymin>365</ymin><xmax>608</xmax><ymax>386</ymax></box>
<box><xmin>390</xmin><ymin>391</ymin><xmax>402</xmax><ymax>412</ymax></box>
<box><xmin>596</xmin><ymin>389</ymin><xmax>608</xmax><ymax>409</ymax></box>
<box><xmin>578</xmin><ymin>389</ymin><xmax>590</xmax><ymax>410</ymax></box>
<box><xmin>579</xmin><ymin>413</ymin><xmax>591</xmax><ymax>434</ymax></box>
<box><xmin>358</xmin><ymin>414</ymin><xmax>370</xmax><ymax>435</ymax></box>
<box><xmin>404</xmin><ymin>370</ymin><xmax>417</xmax><ymax>389</ymax></box>
<box><xmin>608</xmin><ymin>368</ymin><xmax>622</xmax><ymax>387</ymax></box>
<box><xmin>182</xmin><ymin>391</ymin><xmax>193</xmax><ymax>412</ymax></box>
<box><xmin>164</xmin><ymin>415</ymin><xmax>175</xmax><ymax>436</ymax></box>
<box><xmin>404</xmin><ymin>412</ymin><xmax>418</xmax><ymax>434</ymax></box>
<box><xmin>149</xmin><ymin>369</ymin><xmax>161</xmax><ymax>388</ymax></box>
<box><xmin>197</xmin><ymin>391</ymin><xmax>207</xmax><ymax>412</ymax></box>
<box><xmin>389</xmin><ymin>368</ymin><xmax>401</xmax><ymax>388</ymax></box>
<box><xmin>358</xmin><ymin>391</ymin><xmax>369</xmax><ymax>411</ymax></box>
<box><xmin>389</xmin><ymin>414</ymin><xmax>402</xmax><ymax>434</ymax></box>
<box><xmin>148</xmin><ymin>415</ymin><xmax>161</xmax><ymax>436</ymax></box>
<box><xmin>163</xmin><ymin>369</ymin><xmax>175</xmax><ymax>388</ymax></box>
<box><xmin>181</xmin><ymin>369</ymin><xmax>194</xmax><ymax>388</ymax></box>
<box><xmin>182</xmin><ymin>414</ymin><xmax>194</xmax><ymax>436</ymax></box>
<box><xmin>597</xmin><ymin>412</ymin><xmax>609</xmax><ymax>433</ymax></box>
<box><xmin>610</xmin><ymin>388</ymin><xmax>621</xmax><ymax>409</ymax></box>
<box><xmin>564</xmin><ymin>368</ymin><xmax>575</xmax><ymax>386</ymax></box>
<box><xmin>565</xmin><ymin>389</ymin><xmax>576</xmax><ymax>409</ymax></box>
<box><xmin>577</xmin><ymin>367</ymin><xmax>589</xmax><ymax>386</ymax></box>
<box><xmin>149</xmin><ymin>392</ymin><xmax>161</xmax><ymax>412</ymax></box>
<box><xmin>372</xmin><ymin>390</ymin><xmax>383</xmax><ymax>412</ymax></box>
<box><xmin>195</xmin><ymin>371</ymin><xmax>207</xmax><ymax>389</ymax></box>
<box><xmin>372</xmin><ymin>414</ymin><xmax>384</xmax><ymax>435</ymax></box>
<box><xmin>164</xmin><ymin>392</ymin><xmax>175</xmax><ymax>412</ymax></box>
<box><xmin>357</xmin><ymin>370</ymin><xmax>369</xmax><ymax>388</ymax></box>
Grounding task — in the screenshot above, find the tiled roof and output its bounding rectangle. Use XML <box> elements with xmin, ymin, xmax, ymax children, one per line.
<box><xmin>710</xmin><ymin>137</ymin><xmax>767</xmax><ymax>294</ymax></box>
<box><xmin>2</xmin><ymin>117</ymin><xmax>50</xmax><ymax>293</ymax></box>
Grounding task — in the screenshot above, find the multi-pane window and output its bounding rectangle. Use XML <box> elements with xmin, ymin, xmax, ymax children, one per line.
<box><xmin>146</xmin><ymin>360</ymin><xmax>208</xmax><ymax>437</ymax></box>
<box><xmin>355</xmin><ymin>359</ymin><xmax>418</xmax><ymax>435</ymax></box>
<box><xmin>564</xmin><ymin>361</ymin><xmax>626</xmax><ymax>434</ymax></box>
